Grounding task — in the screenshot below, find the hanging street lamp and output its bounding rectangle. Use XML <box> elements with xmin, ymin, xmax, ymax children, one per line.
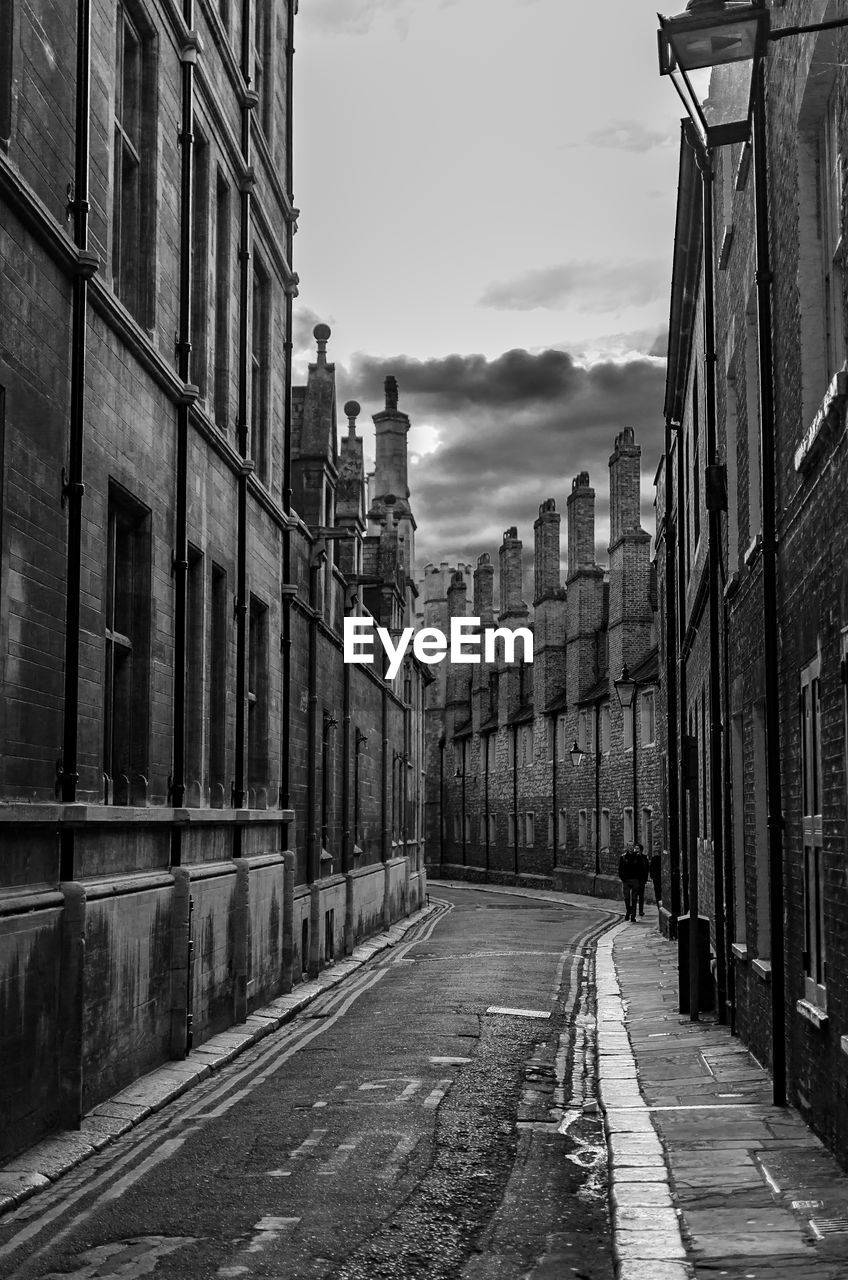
<box><xmin>658</xmin><ymin>1</ymin><xmax>769</xmax><ymax>149</ymax></box>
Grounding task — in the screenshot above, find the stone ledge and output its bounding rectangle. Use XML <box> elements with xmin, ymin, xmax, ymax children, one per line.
<box><xmin>796</xmin><ymin>998</ymin><xmax>828</xmax><ymax>1031</ymax></box>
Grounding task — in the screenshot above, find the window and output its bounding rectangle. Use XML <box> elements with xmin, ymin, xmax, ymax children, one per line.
<box><xmin>600</xmin><ymin>808</ymin><xmax>610</xmax><ymax>849</ymax></box>
<box><xmin>508</xmin><ymin>812</ymin><xmax>515</xmax><ymax>846</ymax></box>
<box><xmin>252</xmin><ymin>0</ymin><xmax>272</xmax><ymax>136</ymax></box>
<box><xmin>214</xmin><ymin>171</ymin><xmax>231</xmax><ymax>428</ymax></box>
<box><xmin>578</xmin><ymin>809</ymin><xmax>587</xmax><ymax>847</ymax></box>
<box><xmin>743</xmin><ymin>292</ymin><xmax>762</xmax><ymax>545</ymax></box>
<box><xmin>692</xmin><ymin>371</ymin><xmax>701</xmax><ymax>549</ymax></box>
<box><xmin>113</xmin><ymin>1</ymin><xmax>155</xmax><ymax>323</ymax></box>
<box><xmin>208</xmin><ymin>564</ymin><xmax>228</xmax><ymax>804</ymax></box>
<box><xmin>485</xmin><ymin>733</ymin><xmax>496</xmax><ymax>775</ymax></box>
<box><xmin>578</xmin><ymin>708</ymin><xmax>590</xmax><ymax>753</ymax></box>
<box><xmin>599</xmin><ymin>704</ymin><xmax>610</xmax><ymax>753</ymax></box>
<box><xmin>547</xmin><ymin>812</ymin><xmax>554</xmax><ymax>847</ymax></box>
<box><xmin>0</xmin><ymin>0</ymin><xmax>12</xmax><ymax>142</ymax></box>
<box><xmin>589</xmin><ymin>808</ymin><xmax>596</xmax><ymax>849</ymax></box>
<box><xmin>752</xmin><ymin>701</ymin><xmax>770</xmax><ymax>958</ymax></box>
<box><xmin>819</xmin><ymin>88</ymin><xmax>844</xmax><ymax>384</ymax></box>
<box><xmin>191</xmin><ymin>132</ymin><xmax>209</xmax><ymax>398</ymax></box>
<box><xmin>104</xmin><ymin>487</ymin><xmax>151</xmax><ymax>803</ymax></box>
<box><xmin>525</xmin><ymin>812</ymin><xmax>534</xmax><ymax>846</ymax></box>
<box><xmin>453</xmin><ymin>812</ymin><xmax>461</xmax><ymax>843</ymax></box>
<box><xmin>642</xmin><ymin>808</ymin><xmax>653</xmax><ymax>856</ymax></box>
<box><xmin>730</xmin><ymin>713</ymin><xmax>746</xmax><ymax>943</ymax></box>
<box><xmin>640</xmin><ymin>690</ymin><xmax>656</xmax><ymax>746</ymax></box>
<box><xmin>251</xmin><ymin>259</ymin><xmax>270</xmax><ymax>481</ymax></box>
<box><xmin>801</xmin><ymin>656</ymin><xmax>825</xmax><ymax>1008</ymax></box>
<box><xmin>247</xmin><ymin>595</ymin><xmax>269</xmax><ymax>798</ymax></box>
<box><xmin>623</xmin><ymin>703</ymin><xmax>633</xmax><ymax>751</ymax></box>
<box><xmin>798</xmin><ymin>69</ymin><xmax>846</xmax><ymax>430</ymax></box>
<box><xmin>557</xmin><ymin>714</ymin><xmax>567</xmax><ymax>761</ymax></box>
<box><xmin>488</xmin><ymin>813</ymin><xmax>497</xmax><ymax>845</ymax></box>
<box><xmin>185</xmin><ymin>547</ymin><xmax>204</xmax><ymax>798</ymax></box>
<box><xmin>623</xmin><ymin>807</ymin><xmax>634</xmax><ymax>845</ymax></box>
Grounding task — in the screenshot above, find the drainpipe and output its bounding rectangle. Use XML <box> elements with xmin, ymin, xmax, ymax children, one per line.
<box><xmin>59</xmin><ymin>0</ymin><xmax>95</xmax><ymax>876</ymax></box>
<box><xmin>594</xmin><ymin>706</ymin><xmax>601</xmax><ymax>879</ymax></box>
<box><xmin>722</xmin><ymin>589</ymin><xmax>737</xmax><ymax>1034</ymax></box>
<box><xmin>232</xmin><ymin>0</ymin><xmax>256</xmax><ymax>827</ymax></box>
<box><xmin>700</xmin><ymin>143</ymin><xmax>728</xmax><ymax>1022</ymax></box>
<box><xmin>279</xmin><ymin>0</ymin><xmax>295</xmax><ymax>826</ymax></box>
<box><xmin>341</xmin><ymin>659</ymin><xmax>351</xmax><ymax>874</ymax></box>
<box><xmin>305</xmin><ymin>553</ymin><xmax>321</xmax><ymax>883</ymax></box>
<box><xmin>484</xmin><ymin>732</ymin><xmax>491</xmax><ymax>876</ymax></box>
<box><xmin>550</xmin><ymin>716</ymin><xmax>557</xmax><ymax>873</ymax></box>
<box><xmin>381</xmin><ymin>684</ymin><xmax>389</xmax><ymax>862</ymax></box>
<box><xmin>439</xmin><ymin>738</ymin><xmax>445</xmax><ymax>868</ymax></box>
<box><xmin>752</xmin><ymin>68</ymin><xmax>786</xmax><ymax>1107</ymax></box>
<box><xmin>512</xmin><ymin>725</ymin><xmax>519</xmax><ymax>878</ymax></box>
<box><xmin>170</xmin><ymin>2</ymin><xmax>197</xmax><ymax>825</ymax></box>
<box><xmin>665</xmin><ymin>416</ymin><xmax>682</xmax><ymax>933</ymax></box>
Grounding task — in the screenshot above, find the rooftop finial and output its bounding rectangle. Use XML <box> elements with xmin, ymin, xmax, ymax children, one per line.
<box><xmin>313</xmin><ymin>322</ymin><xmax>331</xmax><ymax>366</ymax></box>
<box><xmin>343</xmin><ymin>399</ymin><xmax>360</xmax><ymax>437</ymax></box>
<box><xmin>384</xmin><ymin>375</ymin><xmax>398</xmax><ymax>412</ymax></box>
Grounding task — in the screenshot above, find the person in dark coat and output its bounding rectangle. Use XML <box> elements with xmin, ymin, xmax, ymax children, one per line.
<box><xmin>649</xmin><ymin>852</ymin><xmax>662</xmax><ymax>909</ymax></box>
<box><xmin>634</xmin><ymin>843</ymin><xmax>650</xmax><ymax>917</ymax></box>
<box><xmin>618</xmin><ymin>844</ymin><xmax>642</xmax><ymax>922</ymax></box>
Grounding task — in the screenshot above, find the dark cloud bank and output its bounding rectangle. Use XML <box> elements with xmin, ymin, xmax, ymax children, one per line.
<box><xmin>335</xmin><ymin>345</ymin><xmax>667</xmax><ymax>571</ymax></box>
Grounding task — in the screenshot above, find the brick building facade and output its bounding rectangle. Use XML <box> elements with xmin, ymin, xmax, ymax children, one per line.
<box><xmin>659</xmin><ymin>0</ymin><xmax>848</xmax><ymax>1168</ymax></box>
<box><xmin>0</xmin><ymin>1</ymin><xmax>425</xmax><ymax>1159</ymax></box>
<box><xmin>424</xmin><ymin>429</ymin><xmax>664</xmax><ymax>899</ymax></box>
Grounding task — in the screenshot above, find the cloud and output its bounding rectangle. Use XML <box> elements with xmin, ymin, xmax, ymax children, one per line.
<box><xmin>585</xmin><ymin>122</ymin><xmax>675</xmax><ymax>153</ymax></box>
<box><xmin>478</xmin><ymin>260</ymin><xmax>667</xmax><ymax>313</ymax></box>
<box><xmin>298</xmin><ymin>0</ymin><xmax>412</xmax><ymax>37</ymax></box>
<box><xmin>337</xmin><ymin>347</ymin><xmax>666</xmax><ymax>570</ymax></box>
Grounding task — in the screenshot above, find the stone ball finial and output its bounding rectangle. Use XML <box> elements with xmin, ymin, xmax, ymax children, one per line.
<box><xmin>343</xmin><ymin>399</ymin><xmax>360</xmax><ymax>437</ymax></box>
<box><xmin>313</xmin><ymin>322</ymin><xmax>331</xmax><ymax>342</ymax></box>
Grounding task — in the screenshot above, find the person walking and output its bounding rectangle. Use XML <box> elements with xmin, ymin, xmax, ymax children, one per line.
<box><xmin>649</xmin><ymin>851</ymin><xmax>662</xmax><ymax>910</ymax></box>
<box><xmin>634</xmin><ymin>843</ymin><xmax>650</xmax><ymax>917</ymax></box>
<box><xmin>618</xmin><ymin>843</ymin><xmax>642</xmax><ymax>922</ymax></box>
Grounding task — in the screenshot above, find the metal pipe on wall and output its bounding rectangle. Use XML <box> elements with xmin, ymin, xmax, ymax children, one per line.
<box><xmin>59</xmin><ymin>0</ymin><xmax>94</xmax><ymax>878</ymax></box>
<box><xmin>699</xmin><ymin>143</ymin><xmax>729</xmax><ymax>1022</ymax></box>
<box><xmin>170</xmin><ymin>0</ymin><xmax>197</xmax><ymax>820</ymax></box>
<box><xmin>752</xmin><ymin>64</ymin><xmax>786</xmax><ymax>1107</ymax></box>
<box><xmin>279</xmin><ymin>0</ymin><xmax>295</xmax><ymax>824</ymax></box>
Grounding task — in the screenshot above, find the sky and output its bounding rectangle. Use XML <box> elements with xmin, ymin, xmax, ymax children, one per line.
<box><xmin>291</xmin><ymin>0</ymin><xmax>687</xmax><ymax>573</ymax></box>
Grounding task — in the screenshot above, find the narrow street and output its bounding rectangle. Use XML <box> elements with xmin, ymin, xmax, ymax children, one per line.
<box><xmin>0</xmin><ymin>887</ymin><xmax>617</xmax><ymax>1280</ymax></box>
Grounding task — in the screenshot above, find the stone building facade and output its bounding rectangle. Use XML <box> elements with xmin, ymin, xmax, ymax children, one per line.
<box><xmin>0</xmin><ymin>2</ymin><xmax>425</xmax><ymax>1160</ymax></box>
<box><xmin>424</xmin><ymin>429</ymin><xmax>664</xmax><ymax>899</ymax></box>
<box><xmin>659</xmin><ymin>0</ymin><xmax>848</xmax><ymax>1168</ymax></box>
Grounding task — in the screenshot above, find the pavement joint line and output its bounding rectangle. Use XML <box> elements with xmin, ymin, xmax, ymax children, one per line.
<box><xmin>0</xmin><ymin>901</ymin><xmax>441</xmax><ymax>1218</ymax></box>
<box><xmin>595</xmin><ymin>920</ymin><xmax>693</xmax><ymax>1279</ymax></box>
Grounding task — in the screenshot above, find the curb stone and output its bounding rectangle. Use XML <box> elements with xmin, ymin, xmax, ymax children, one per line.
<box><xmin>595</xmin><ymin>921</ymin><xmax>694</xmax><ymax>1280</ymax></box>
<box><xmin>0</xmin><ymin>902</ymin><xmax>439</xmax><ymax>1217</ymax></box>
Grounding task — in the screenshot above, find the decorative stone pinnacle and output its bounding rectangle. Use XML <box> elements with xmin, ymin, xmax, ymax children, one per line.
<box><xmin>313</xmin><ymin>322</ymin><xmax>331</xmax><ymax>365</ymax></box>
<box><xmin>384</xmin><ymin>375</ymin><xmax>398</xmax><ymax>412</ymax></box>
<box><xmin>343</xmin><ymin>399</ymin><xmax>360</xmax><ymax>437</ymax></box>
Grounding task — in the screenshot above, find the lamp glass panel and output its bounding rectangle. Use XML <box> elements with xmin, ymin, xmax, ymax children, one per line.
<box><xmin>670</xmin><ymin>16</ymin><xmax>761</xmax><ymax>72</ymax></box>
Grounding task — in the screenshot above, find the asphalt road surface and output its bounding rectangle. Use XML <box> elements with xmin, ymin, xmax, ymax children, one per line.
<box><xmin>0</xmin><ymin>885</ymin><xmax>618</xmax><ymax>1279</ymax></box>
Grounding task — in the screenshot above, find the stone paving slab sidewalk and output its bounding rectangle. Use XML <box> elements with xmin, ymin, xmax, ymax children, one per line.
<box><xmin>0</xmin><ymin>903</ymin><xmax>438</xmax><ymax>1217</ymax></box>
<box><xmin>600</xmin><ymin>916</ymin><xmax>848</xmax><ymax>1280</ymax></box>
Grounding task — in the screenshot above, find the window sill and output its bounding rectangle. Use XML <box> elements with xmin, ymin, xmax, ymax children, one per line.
<box><xmin>752</xmin><ymin>958</ymin><xmax>771</xmax><ymax>983</ymax></box>
<box><xmin>731</xmin><ymin>942</ymin><xmax>748</xmax><ymax>963</ymax></box>
<box><xmin>796</xmin><ymin>998</ymin><xmax>828</xmax><ymax>1031</ymax></box>
<box><xmin>794</xmin><ymin>369</ymin><xmax>848</xmax><ymax>475</ymax></box>
<box><xmin>744</xmin><ymin>534</ymin><xmax>763</xmax><ymax>568</ymax></box>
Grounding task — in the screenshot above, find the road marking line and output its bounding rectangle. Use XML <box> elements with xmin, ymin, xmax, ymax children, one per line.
<box><xmin>485</xmin><ymin>1006</ymin><xmax>550</xmax><ymax>1019</ymax></box>
<box><xmin>423</xmin><ymin>1078</ymin><xmax>452</xmax><ymax>1109</ymax></box>
<box><xmin>397</xmin><ymin>1079</ymin><xmax>424</xmax><ymax>1102</ymax></box>
<box><xmin>217</xmin><ymin>1217</ymin><xmax>300</xmax><ymax>1275</ymax></box>
<box><xmin>428</xmin><ymin>1056</ymin><xmax>470</xmax><ymax>1066</ymax></box>
<box><xmin>378</xmin><ymin>1134</ymin><xmax>418</xmax><ymax>1180</ymax></box>
<box><xmin>290</xmin><ymin>1128</ymin><xmax>328</xmax><ymax>1158</ymax></box>
<box><xmin>317</xmin><ymin>1143</ymin><xmax>358</xmax><ymax>1176</ymax></box>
